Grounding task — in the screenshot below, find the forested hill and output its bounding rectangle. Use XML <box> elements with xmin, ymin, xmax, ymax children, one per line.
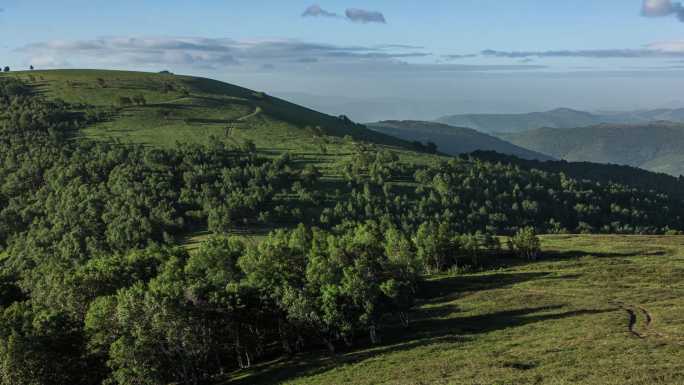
<box><xmin>500</xmin><ymin>122</ymin><xmax>684</xmax><ymax>176</ymax></box>
<box><xmin>367</xmin><ymin>120</ymin><xmax>553</xmax><ymax>160</ymax></box>
<box><xmin>470</xmin><ymin>151</ymin><xmax>684</xmax><ymax>200</ymax></box>
<box><xmin>3</xmin><ymin>72</ymin><xmax>684</xmax><ymax>385</ymax></box>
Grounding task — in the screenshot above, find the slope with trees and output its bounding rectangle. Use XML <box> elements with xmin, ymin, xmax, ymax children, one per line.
<box><xmin>500</xmin><ymin>122</ymin><xmax>684</xmax><ymax>176</ymax></box>
<box><xmin>367</xmin><ymin>120</ymin><xmax>553</xmax><ymax>160</ymax></box>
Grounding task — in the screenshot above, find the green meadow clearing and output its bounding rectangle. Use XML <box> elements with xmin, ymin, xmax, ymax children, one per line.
<box><xmin>231</xmin><ymin>235</ymin><xmax>684</xmax><ymax>385</ymax></box>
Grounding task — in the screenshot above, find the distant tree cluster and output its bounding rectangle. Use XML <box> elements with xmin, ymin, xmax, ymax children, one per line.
<box><xmin>115</xmin><ymin>94</ymin><xmax>147</xmax><ymax>108</ymax></box>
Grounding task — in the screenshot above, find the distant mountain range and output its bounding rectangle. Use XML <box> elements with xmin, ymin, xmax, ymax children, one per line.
<box><xmin>367</xmin><ymin>120</ymin><xmax>552</xmax><ymax>160</ymax></box>
<box><xmin>500</xmin><ymin>122</ymin><xmax>684</xmax><ymax>176</ymax></box>
<box><xmin>436</xmin><ymin>107</ymin><xmax>684</xmax><ymax>134</ymax></box>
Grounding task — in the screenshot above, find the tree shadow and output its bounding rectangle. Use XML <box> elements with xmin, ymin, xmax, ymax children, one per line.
<box><xmin>417</xmin><ymin>272</ymin><xmax>550</xmax><ymax>305</ymax></box>
<box><xmin>226</xmin><ymin>269</ymin><xmax>614</xmax><ymax>384</ymax></box>
<box><xmin>229</xmin><ymin>301</ymin><xmax>613</xmax><ymax>385</ymax></box>
<box><xmin>544</xmin><ymin>250</ymin><xmax>666</xmax><ymax>260</ymax></box>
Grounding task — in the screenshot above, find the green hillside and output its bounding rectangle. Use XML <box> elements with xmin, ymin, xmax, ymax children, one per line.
<box><xmin>436</xmin><ymin>108</ymin><xmax>601</xmax><ymax>134</ymax></box>
<box><xmin>501</xmin><ymin>122</ymin><xmax>684</xmax><ymax>176</ymax></box>
<box><xmin>6</xmin><ymin>69</ymin><xmax>433</xmax><ymax>169</ymax></box>
<box><xmin>5</xmin><ymin>70</ymin><xmax>684</xmax><ymax>385</ymax></box>
<box><xmin>470</xmin><ymin>151</ymin><xmax>684</xmax><ymax>200</ymax></box>
<box><xmin>368</xmin><ymin>120</ymin><xmax>553</xmax><ymax>160</ymax></box>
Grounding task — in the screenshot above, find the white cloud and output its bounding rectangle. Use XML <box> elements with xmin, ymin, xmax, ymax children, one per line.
<box><xmin>646</xmin><ymin>40</ymin><xmax>684</xmax><ymax>52</ymax></box>
<box><xmin>641</xmin><ymin>0</ymin><xmax>684</xmax><ymax>20</ymax></box>
<box><xmin>17</xmin><ymin>36</ymin><xmax>429</xmax><ymax>70</ymax></box>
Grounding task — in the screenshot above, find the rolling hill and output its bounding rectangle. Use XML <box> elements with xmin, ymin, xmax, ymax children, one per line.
<box><xmin>500</xmin><ymin>122</ymin><xmax>684</xmax><ymax>176</ymax></box>
<box><xmin>598</xmin><ymin>108</ymin><xmax>684</xmax><ymax>125</ymax></box>
<box><xmin>436</xmin><ymin>108</ymin><xmax>601</xmax><ymax>134</ymax></box>
<box><xmin>5</xmin><ymin>69</ymin><xmax>443</xmax><ymax>180</ymax></box>
<box><xmin>436</xmin><ymin>107</ymin><xmax>684</xmax><ymax>134</ymax></box>
<box><xmin>7</xmin><ymin>69</ymin><xmax>417</xmax><ymax>149</ymax></box>
<box><xmin>367</xmin><ymin>120</ymin><xmax>553</xmax><ymax>160</ymax></box>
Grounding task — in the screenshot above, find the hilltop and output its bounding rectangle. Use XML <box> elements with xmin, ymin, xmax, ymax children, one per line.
<box><xmin>5</xmin><ymin>69</ymin><xmax>436</xmax><ymax>170</ymax></box>
<box><xmin>367</xmin><ymin>120</ymin><xmax>553</xmax><ymax>160</ymax></box>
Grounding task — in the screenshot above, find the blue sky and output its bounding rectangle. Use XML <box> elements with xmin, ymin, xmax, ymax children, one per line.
<box><xmin>3</xmin><ymin>0</ymin><xmax>684</xmax><ymax>119</ymax></box>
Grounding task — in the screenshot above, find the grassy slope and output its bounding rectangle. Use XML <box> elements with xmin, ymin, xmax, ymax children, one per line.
<box><xmin>500</xmin><ymin>122</ymin><xmax>684</xmax><ymax>176</ymax></box>
<box><xmin>367</xmin><ymin>120</ymin><xmax>554</xmax><ymax>160</ymax></box>
<box><xmin>231</xmin><ymin>235</ymin><xmax>684</xmax><ymax>385</ymax></box>
<box><xmin>6</xmin><ymin>69</ymin><xmax>443</xmax><ymax>206</ymax></box>
<box><xmin>7</xmin><ymin>69</ymin><xmax>437</xmax><ymax>167</ymax></box>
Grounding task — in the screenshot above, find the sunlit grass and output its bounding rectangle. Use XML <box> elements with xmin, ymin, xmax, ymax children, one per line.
<box><xmin>228</xmin><ymin>235</ymin><xmax>684</xmax><ymax>385</ymax></box>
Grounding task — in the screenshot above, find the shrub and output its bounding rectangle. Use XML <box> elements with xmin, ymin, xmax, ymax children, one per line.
<box><xmin>508</xmin><ymin>227</ymin><xmax>541</xmax><ymax>260</ymax></box>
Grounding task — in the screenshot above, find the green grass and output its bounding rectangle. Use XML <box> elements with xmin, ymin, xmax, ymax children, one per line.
<box><xmin>228</xmin><ymin>235</ymin><xmax>684</xmax><ymax>385</ymax></box>
<box><xmin>6</xmin><ymin>69</ymin><xmax>444</xmax><ymax>175</ymax></box>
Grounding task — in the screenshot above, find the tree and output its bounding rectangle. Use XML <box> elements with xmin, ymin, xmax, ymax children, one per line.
<box><xmin>132</xmin><ymin>94</ymin><xmax>147</xmax><ymax>106</ymax></box>
<box><xmin>29</xmin><ymin>65</ymin><xmax>34</xmax><ymax>71</ymax></box>
<box><xmin>413</xmin><ymin>222</ymin><xmax>458</xmax><ymax>273</ymax></box>
<box><xmin>117</xmin><ymin>96</ymin><xmax>133</xmax><ymax>107</ymax></box>
<box><xmin>508</xmin><ymin>227</ymin><xmax>541</xmax><ymax>260</ymax></box>
<box><xmin>3</xmin><ymin>67</ymin><xmax>9</xmax><ymax>73</ymax></box>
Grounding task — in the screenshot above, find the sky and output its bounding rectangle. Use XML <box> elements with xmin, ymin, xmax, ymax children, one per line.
<box><xmin>3</xmin><ymin>0</ymin><xmax>684</xmax><ymax>120</ymax></box>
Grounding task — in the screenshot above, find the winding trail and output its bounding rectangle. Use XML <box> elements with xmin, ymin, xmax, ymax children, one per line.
<box><xmin>612</xmin><ymin>302</ymin><xmax>684</xmax><ymax>344</ymax></box>
<box><xmin>519</xmin><ymin>288</ymin><xmax>682</xmax><ymax>344</ymax></box>
<box><xmin>238</xmin><ymin>106</ymin><xmax>262</xmax><ymax>121</ymax></box>
<box><xmin>623</xmin><ymin>307</ymin><xmax>644</xmax><ymax>338</ymax></box>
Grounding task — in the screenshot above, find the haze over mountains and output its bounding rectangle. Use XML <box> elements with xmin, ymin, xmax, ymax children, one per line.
<box><xmin>501</xmin><ymin>122</ymin><xmax>684</xmax><ymax>177</ymax></box>
<box><xmin>436</xmin><ymin>107</ymin><xmax>684</xmax><ymax>134</ymax></box>
<box><xmin>276</xmin><ymin>92</ymin><xmax>542</xmax><ymax>123</ymax></box>
<box><xmin>367</xmin><ymin>120</ymin><xmax>552</xmax><ymax>160</ymax></box>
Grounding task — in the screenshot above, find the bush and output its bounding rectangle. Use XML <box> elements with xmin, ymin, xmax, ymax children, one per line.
<box><xmin>117</xmin><ymin>96</ymin><xmax>133</xmax><ymax>107</ymax></box>
<box><xmin>508</xmin><ymin>227</ymin><xmax>541</xmax><ymax>260</ymax></box>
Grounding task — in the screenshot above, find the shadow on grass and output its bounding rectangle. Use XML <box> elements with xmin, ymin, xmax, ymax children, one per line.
<box><xmin>545</xmin><ymin>250</ymin><xmax>667</xmax><ymax>260</ymax></box>
<box><xmin>227</xmin><ymin>271</ymin><xmax>613</xmax><ymax>384</ymax></box>
<box><xmin>418</xmin><ymin>272</ymin><xmax>550</xmax><ymax>304</ymax></box>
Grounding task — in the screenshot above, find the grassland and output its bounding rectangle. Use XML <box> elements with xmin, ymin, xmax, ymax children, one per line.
<box><xmin>3</xmin><ymin>69</ymin><xmax>446</xmax><ymax>246</ymax></box>
<box><xmin>6</xmin><ymin>70</ymin><xmax>439</xmax><ymax>167</ymax></box>
<box><xmin>229</xmin><ymin>235</ymin><xmax>684</xmax><ymax>385</ymax></box>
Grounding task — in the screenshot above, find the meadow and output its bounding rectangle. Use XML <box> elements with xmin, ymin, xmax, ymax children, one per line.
<box><xmin>231</xmin><ymin>235</ymin><xmax>684</xmax><ymax>385</ymax></box>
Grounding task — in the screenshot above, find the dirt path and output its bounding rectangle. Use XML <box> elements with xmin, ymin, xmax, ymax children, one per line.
<box><xmin>518</xmin><ymin>288</ymin><xmax>682</xmax><ymax>343</ymax></box>
<box><xmin>238</xmin><ymin>106</ymin><xmax>262</xmax><ymax>121</ymax></box>
<box><xmin>623</xmin><ymin>307</ymin><xmax>645</xmax><ymax>338</ymax></box>
<box><xmin>611</xmin><ymin>302</ymin><xmax>684</xmax><ymax>344</ymax></box>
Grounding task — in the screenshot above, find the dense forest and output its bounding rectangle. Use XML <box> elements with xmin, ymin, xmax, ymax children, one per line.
<box><xmin>1</xmin><ymin>76</ymin><xmax>684</xmax><ymax>384</ymax></box>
